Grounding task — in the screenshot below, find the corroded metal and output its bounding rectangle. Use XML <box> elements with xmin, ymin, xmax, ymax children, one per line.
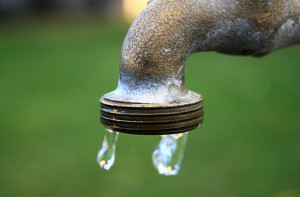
<box><xmin>100</xmin><ymin>0</ymin><xmax>300</xmax><ymax>135</ymax></box>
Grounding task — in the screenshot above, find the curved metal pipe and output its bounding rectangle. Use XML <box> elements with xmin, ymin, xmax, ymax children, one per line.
<box><xmin>101</xmin><ymin>0</ymin><xmax>300</xmax><ymax>135</ymax></box>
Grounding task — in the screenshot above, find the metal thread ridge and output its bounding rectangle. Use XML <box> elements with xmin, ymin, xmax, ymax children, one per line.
<box><xmin>100</xmin><ymin>98</ymin><xmax>203</xmax><ymax>135</ymax></box>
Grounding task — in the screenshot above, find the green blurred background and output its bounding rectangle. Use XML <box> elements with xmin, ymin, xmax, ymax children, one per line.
<box><xmin>0</xmin><ymin>1</ymin><xmax>300</xmax><ymax>197</ymax></box>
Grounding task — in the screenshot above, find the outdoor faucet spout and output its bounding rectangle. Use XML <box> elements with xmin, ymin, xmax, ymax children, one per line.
<box><xmin>100</xmin><ymin>0</ymin><xmax>300</xmax><ymax>135</ymax></box>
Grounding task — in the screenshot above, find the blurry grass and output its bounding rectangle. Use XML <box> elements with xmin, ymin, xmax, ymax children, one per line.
<box><xmin>0</xmin><ymin>20</ymin><xmax>299</xmax><ymax>197</ymax></box>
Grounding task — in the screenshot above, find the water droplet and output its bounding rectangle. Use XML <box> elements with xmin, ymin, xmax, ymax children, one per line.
<box><xmin>152</xmin><ymin>132</ymin><xmax>188</xmax><ymax>176</ymax></box>
<box><xmin>97</xmin><ymin>129</ymin><xmax>119</xmax><ymax>170</ymax></box>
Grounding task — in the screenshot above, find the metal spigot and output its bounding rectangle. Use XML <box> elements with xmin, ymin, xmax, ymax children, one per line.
<box><xmin>97</xmin><ymin>0</ymin><xmax>300</xmax><ymax>175</ymax></box>
<box><xmin>100</xmin><ymin>0</ymin><xmax>300</xmax><ymax>135</ymax></box>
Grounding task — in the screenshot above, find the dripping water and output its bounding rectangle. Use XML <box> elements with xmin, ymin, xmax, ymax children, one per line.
<box><xmin>97</xmin><ymin>129</ymin><xmax>188</xmax><ymax>176</ymax></box>
<box><xmin>152</xmin><ymin>132</ymin><xmax>188</xmax><ymax>176</ymax></box>
<box><xmin>97</xmin><ymin>129</ymin><xmax>119</xmax><ymax>170</ymax></box>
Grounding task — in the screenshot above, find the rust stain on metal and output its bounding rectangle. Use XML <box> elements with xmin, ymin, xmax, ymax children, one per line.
<box><xmin>256</xmin><ymin>13</ymin><xmax>271</xmax><ymax>23</ymax></box>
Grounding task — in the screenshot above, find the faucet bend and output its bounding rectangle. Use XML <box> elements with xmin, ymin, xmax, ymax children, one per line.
<box><xmin>100</xmin><ymin>0</ymin><xmax>300</xmax><ymax>135</ymax></box>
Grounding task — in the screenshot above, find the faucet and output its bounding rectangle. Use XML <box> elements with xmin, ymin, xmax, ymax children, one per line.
<box><xmin>100</xmin><ymin>0</ymin><xmax>300</xmax><ymax>135</ymax></box>
<box><xmin>97</xmin><ymin>0</ymin><xmax>300</xmax><ymax>175</ymax></box>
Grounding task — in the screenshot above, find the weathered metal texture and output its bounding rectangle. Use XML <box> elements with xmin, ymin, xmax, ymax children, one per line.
<box><xmin>101</xmin><ymin>0</ymin><xmax>300</xmax><ymax>135</ymax></box>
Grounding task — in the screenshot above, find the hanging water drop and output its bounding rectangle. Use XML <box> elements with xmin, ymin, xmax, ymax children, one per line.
<box><xmin>97</xmin><ymin>129</ymin><xmax>119</xmax><ymax>170</ymax></box>
<box><xmin>152</xmin><ymin>132</ymin><xmax>188</xmax><ymax>176</ymax></box>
